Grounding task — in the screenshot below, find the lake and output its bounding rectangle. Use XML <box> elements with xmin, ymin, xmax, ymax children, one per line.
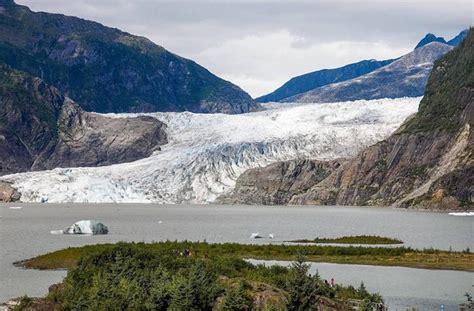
<box><xmin>1</xmin><ymin>204</ymin><xmax>472</xmax><ymax>310</ymax></box>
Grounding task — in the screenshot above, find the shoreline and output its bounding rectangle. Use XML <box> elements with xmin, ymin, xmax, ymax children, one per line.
<box><xmin>1</xmin><ymin>202</ymin><xmax>472</xmax><ymax>213</ymax></box>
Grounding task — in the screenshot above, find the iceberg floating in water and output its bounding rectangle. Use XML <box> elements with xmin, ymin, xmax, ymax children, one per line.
<box><xmin>59</xmin><ymin>220</ymin><xmax>109</xmax><ymax>235</ymax></box>
<box><xmin>448</xmin><ymin>212</ymin><xmax>474</xmax><ymax>217</ymax></box>
<box><xmin>250</xmin><ymin>233</ymin><xmax>262</xmax><ymax>239</ymax></box>
<box><xmin>9</xmin><ymin>206</ymin><xmax>22</xmax><ymax>209</ymax></box>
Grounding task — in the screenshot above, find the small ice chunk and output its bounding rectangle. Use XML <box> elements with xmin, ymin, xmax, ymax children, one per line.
<box><xmin>448</xmin><ymin>212</ymin><xmax>474</xmax><ymax>217</ymax></box>
<box><xmin>62</xmin><ymin>220</ymin><xmax>109</xmax><ymax>235</ymax></box>
<box><xmin>50</xmin><ymin>230</ymin><xmax>64</xmax><ymax>235</ymax></box>
<box><xmin>9</xmin><ymin>206</ymin><xmax>22</xmax><ymax>209</ymax></box>
<box><xmin>250</xmin><ymin>232</ymin><xmax>262</xmax><ymax>239</ymax></box>
<box><xmin>269</xmin><ymin>233</ymin><xmax>274</xmax><ymax>239</ymax></box>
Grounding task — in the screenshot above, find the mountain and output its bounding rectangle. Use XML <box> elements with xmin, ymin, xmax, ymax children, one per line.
<box><xmin>284</xmin><ymin>42</ymin><xmax>453</xmax><ymax>103</ymax></box>
<box><xmin>0</xmin><ymin>62</ymin><xmax>167</xmax><ymax>177</ymax></box>
<box><xmin>0</xmin><ymin>1</ymin><xmax>260</xmax><ymax>114</ymax></box>
<box><xmin>255</xmin><ymin>59</ymin><xmax>394</xmax><ymax>103</ymax></box>
<box><xmin>415</xmin><ymin>33</ymin><xmax>447</xmax><ymax>49</ymax></box>
<box><xmin>447</xmin><ymin>29</ymin><xmax>469</xmax><ymax>46</ymax></box>
<box><xmin>223</xmin><ymin>30</ymin><xmax>474</xmax><ymax>210</ymax></box>
<box><xmin>259</xmin><ymin>31</ymin><xmax>467</xmax><ymax>104</ymax></box>
<box><xmin>415</xmin><ymin>30</ymin><xmax>469</xmax><ymax>48</ymax></box>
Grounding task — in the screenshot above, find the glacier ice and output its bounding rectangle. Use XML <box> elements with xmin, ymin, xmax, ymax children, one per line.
<box><xmin>58</xmin><ymin>220</ymin><xmax>109</xmax><ymax>235</ymax></box>
<box><xmin>1</xmin><ymin>98</ymin><xmax>420</xmax><ymax>203</ymax></box>
<box><xmin>448</xmin><ymin>212</ymin><xmax>474</xmax><ymax>217</ymax></box>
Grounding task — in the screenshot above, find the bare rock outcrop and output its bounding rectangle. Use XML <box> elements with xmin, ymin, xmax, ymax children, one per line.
<box><xmin>290</xmin><ymin>124</ymin><xmax>472</xmax><ymax>209</ymax></box>
<box><xmin>0</xmin><ymin>181</ymin><xmax>20</xmax><ymax>202</ymax></box>
<box><xmin>0</xmin><ymin>63</ymin><xmax>167</xmax><ymax>178</ymax></box>
<box><xmin>219</xmin><ymin>159</ymin><xmax>342</xmax><ymax>205</ymax></box>
<box><xmin>35</xmin><ymin>101</ymin><xmax>167</xmax><ymax>170</ymax></box>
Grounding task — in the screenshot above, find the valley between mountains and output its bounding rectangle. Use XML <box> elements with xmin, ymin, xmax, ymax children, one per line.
<box><xmin>0</xmin><ymin>0</ymin><xmax>471</xmax><ymax>210</ymax></box>
<box><xmin>2</xmin><ymin>30</ymin><xmax>472</xmax><ymax>209</ymax></box>
<box><xmin>1</xmin><ymin>98</ymin><xmax>420</xmax><ymax>204</ymax></box>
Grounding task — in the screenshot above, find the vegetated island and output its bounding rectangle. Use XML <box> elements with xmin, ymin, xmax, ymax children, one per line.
<box><xmin>12</xmin><ymin>242</ymin><xmax>385</xmax><ymax>311</ymax></box>
<box><xmin>287</xmin><ymin>235</ymin><xmax>403</xmax><ymax>245</ymax></box>
<box><xmin>19</xmin><ymin>241</ymin><xmax>473</xmax><ymax>272</ymax></box>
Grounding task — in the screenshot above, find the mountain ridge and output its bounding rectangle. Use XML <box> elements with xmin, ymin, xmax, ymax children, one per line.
<box><xmin>447</xmin><ymin>30</ymin><xmax>469</xmax><ymax>46</ymax></box>
<box><xmin>258</xmin><ymin>30</ymin><xmax>468</xmax><ymax>103</ymax></box>
<box><xmin>284</xmin><ymin>42</ymin><xmax>453</xmax><ymax>103</ymax></box>
<box><xmin>415</xmin><ymin>30</ymin><xmax>469</xmax><ymax>49</ymax></box>
<box><xmin>255</xmin><ymin>58</ymin><xmax>395</xmax><ymax>103</ymax></box>
<box><xmin>0</xmin><ymin>1</ymin><xmax>260</xmax><ymax>114</ymax></box>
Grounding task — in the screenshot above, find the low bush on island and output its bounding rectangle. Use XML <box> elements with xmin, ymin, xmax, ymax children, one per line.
<box><xmin>288</xmin><ymin>235</ymin><xmax>403</xmax><ymax>245</ymax></box>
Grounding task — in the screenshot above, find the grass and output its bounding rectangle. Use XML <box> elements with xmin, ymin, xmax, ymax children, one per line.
<box><xmin>287</xmin><ymin>235</ymin><xmax>403</xmax><ymax>245</ymax></box>
<box><xmin>17</xmin><ymin>241</ymin><xmax>474</xmax><ymax>272</ymax></box>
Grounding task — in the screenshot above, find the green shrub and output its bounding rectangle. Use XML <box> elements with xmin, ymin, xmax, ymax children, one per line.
<box><xmin>40</xmin><ymin>242</ymin><xmax>387</xmax><ymax>310</ymax></box>
<box><xmin>220</xmin><ymin>281</ymin><xmax>253</xmax><ymax>311</ymax></box>
<box><xmin>284</xmin><ymin>255</ymin><xmax>321</xmax><ymax>310</ymax></box>
<box><xmin>13</xmin><ymin>295</ymin><xmax>32</xmax><ymax>311</ymax></box>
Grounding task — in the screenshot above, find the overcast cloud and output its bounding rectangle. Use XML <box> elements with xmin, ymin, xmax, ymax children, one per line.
<box><xmin>17</xmin><ymin>0</ymin><xmax>472</xmax><ymax>97</ymax></box>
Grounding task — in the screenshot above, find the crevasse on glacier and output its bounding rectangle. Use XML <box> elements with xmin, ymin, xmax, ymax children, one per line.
<box><xmin>3</xmin><ymin>98</ymin><xmax>420</xmax><ymax>203</ymax></box>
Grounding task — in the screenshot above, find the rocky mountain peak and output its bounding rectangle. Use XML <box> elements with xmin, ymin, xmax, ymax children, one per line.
<box><xmin>415</xmin><ymin>33</ymin><xmax>447</xmax><ymax>49</ymax></box>
<box><xmin>447</xmin><ymin>29</ymin><xmax>469</xmax><ymax>46</ymax></box>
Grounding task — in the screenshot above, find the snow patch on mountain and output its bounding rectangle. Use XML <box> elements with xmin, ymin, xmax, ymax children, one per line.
<box><xmin>2</xmin><ymin>98</ymin><xmax>420</xmax><ymax>203</ymax></box>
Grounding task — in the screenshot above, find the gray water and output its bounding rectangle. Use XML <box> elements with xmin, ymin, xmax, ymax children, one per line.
<box><xmin>250</xmin><ymin>260</ymin><xmax>473</xmax><ymax>311</ymax></box>
<box><xmin>0</xmin><ymin>204</ymin><xmax>473</xmax><ymax>310</ymax></box>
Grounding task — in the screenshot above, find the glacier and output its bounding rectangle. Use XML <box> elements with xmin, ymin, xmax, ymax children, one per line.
<box><xmin>2</xmin><ymin>98</ymin><xmax>420</xmax><ymax>203</ymax></box>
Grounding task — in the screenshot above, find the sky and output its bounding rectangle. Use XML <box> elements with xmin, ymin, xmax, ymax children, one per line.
<box><xmin>17</xmin><ymin>0</ymin><xmax>472</xmax><ymax>98</ymax></box>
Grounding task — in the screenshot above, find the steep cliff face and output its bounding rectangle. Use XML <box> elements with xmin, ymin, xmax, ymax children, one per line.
<box><xmin>36</xmin><ymin>101</ymin><xmax>167</xmax><ymax>170</ymax></box>
<box><xmin>290</xmin><ymin>123</ymin><xmax>472</xmax><ymax>209</ymax></box>
<box><xmin>226</xmin><ymin>30</ymin><xmax>473</xmax><ymax>210</ymax></box>
<box><xmin>0</xmin><ymin>63</ymin><xmax>167</xmax><ymax>177</ymax></box>
<box><xmin>0</xmin><ymin>1</ymin><xmax>259</xmax><ymax>114</ymax></box>
<box><xmin>0</xmin><ymin>63</ymin><xmax>64</xmax><ymax>175</ymax></box>
<box><xmin>219</xmin><ymin>159</ymin><xmax>342</xmax><ymax>205</ymax></box>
